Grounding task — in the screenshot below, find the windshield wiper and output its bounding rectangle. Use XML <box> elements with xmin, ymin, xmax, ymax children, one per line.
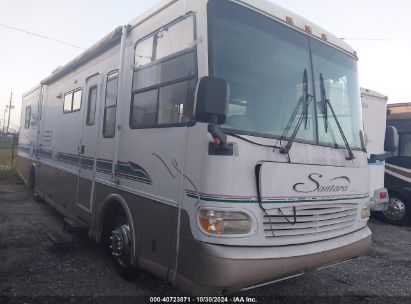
<box><xmin>280</xmin><ymin>68</ymin><xmax>311</xmax><ymax>155</ymax></box>
<box><xmin>319</xmin><ymin>73</ymin><xmax>355</xmax><ymax>160</ymax></box>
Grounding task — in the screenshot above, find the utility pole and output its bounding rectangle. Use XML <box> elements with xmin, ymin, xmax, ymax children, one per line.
<box><xmin>2</xmin><ymin>107</ymin><xmax>7</xmax><ymax>134</ymax></box>
<box><xmin>6</xmin><ymin>92</ymin><xmax>14</xmax><ymax>134</ymax></box>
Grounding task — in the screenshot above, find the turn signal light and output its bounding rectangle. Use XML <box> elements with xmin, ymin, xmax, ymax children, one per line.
<box><xmin>361</xmin><ymin>207</ymin><xmax>370</xmax><ymax>220</ymax></box>
<box><xmin>198</xmin><ymin>209</ymin><xmax>252</xmax><ymax>235</ymax></box>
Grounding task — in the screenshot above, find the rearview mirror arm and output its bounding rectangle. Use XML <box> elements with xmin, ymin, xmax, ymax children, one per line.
<box><xmin>208</xmin><ymin>124</ymin><xmax>227</xmax><ymax>145</ymax></box>
<box><xmin>369</xmin><ymin>152</ymin><xmax>395</xmax><ymax>163</ymax></box>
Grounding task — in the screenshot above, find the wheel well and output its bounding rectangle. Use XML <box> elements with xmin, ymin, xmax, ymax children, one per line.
<box><xmin>387</xmin><ymin>189</ymin><xmax>406</xmax><ymax>202</ymax></box>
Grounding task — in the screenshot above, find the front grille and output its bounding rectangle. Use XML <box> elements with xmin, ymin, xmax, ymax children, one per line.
<box><xmin>263</xmin><ymin>204</ymin><xmax>358</xmax><ymax>245</ymax></box>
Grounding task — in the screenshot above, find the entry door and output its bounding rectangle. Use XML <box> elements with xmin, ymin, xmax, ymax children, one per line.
<box><xmin>76</xmin><ymin>74</ymin><xmax>102</xmax><ymax>212</ymax></box>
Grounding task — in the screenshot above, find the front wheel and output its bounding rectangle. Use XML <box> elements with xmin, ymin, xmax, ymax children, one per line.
<box><xmin>108</xmin><ymin>215</ymin><xmax>140</xmax><ymax>281</ymax></box>
<box><xmin>381</xmin><ymin>196</ymin><xmax>410</xmax><ymax>226</ymax></box>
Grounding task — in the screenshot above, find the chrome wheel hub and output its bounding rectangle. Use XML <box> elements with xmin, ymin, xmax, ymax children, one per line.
<box><xmin>383</xmin><ymin>198</ymin><xmax>406</xmax><ymax>221</ymax></box>
<box><xmin>110</xmin><ymin>224</ymin><xmax>131</xmax><ymax>263</ymax></box>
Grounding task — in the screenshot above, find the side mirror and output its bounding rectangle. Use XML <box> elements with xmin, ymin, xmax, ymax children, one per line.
<box><xmin>195</xmin><ymin>76</ymin><xmax>230</xmax><ymax>125</ymax></box>
<box><xmin>385</xmin><ymin>126</ymin><xmax>399</xmax><ymax>152</ymax></box>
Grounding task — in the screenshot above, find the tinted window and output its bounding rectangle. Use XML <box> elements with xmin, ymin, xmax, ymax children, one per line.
<box><xmin>131</xmin><ymin>89</ymin><xmax>158</xmax><ymax>128</ymax></box>
<box><xmin>209</xmin><ymin>0</ymin><xmax>363</xmax><ymax>150</ymax></box>
<box><xmin>106</xmin><ymin>74</ymin><xmax>119</xmax><ymax>107</ymax></box>
<box><xmin>86</xmin><ymin>86</ymin><xmax>98</xmax><ymax>126</ymax></box>
<box><xmin>311</xmin><ymin>39</ymin><xmax>363</xmax><ymax>150</ymax></box>
<box><xmin>209</xmin><ymin>1</ymin><xmax>315</xmax><ymax>142</ymax></box>
<box><xmin>103</xmin><ymin>72</ymin><xmax>118</xmax><ymax>138</ymax></box>
<box><xmin>103</xmin><ymin>108</ymin><xmax>116</xmax><ymax>138</ymax></box>
<box><xmin>399</xmin><ymin>134</ymin><xmax>411</xmax><ymax>157</ymax></box>
<box><xmin>130</xmin><ymin>15</ymin><xmax>197</xmax><ymax>129</ymax></box>
<box><xmin>133</xmin><ymin>52</ymin><xmax>195</xmax><ymax>90</ymax></box>
<box><xmin>158</xmin><ymin>80</ymin><xmax>196</xmax><ymax>124</ymax></box>
<box><xmin>156</xmin><ymin>17</ymin><xmax>194</xmax><ymax>60</ymax></box>
<box><xmin>135</xmin><ymin>36</ymin><xmax>154</xmax><ymax>67</ymax></box>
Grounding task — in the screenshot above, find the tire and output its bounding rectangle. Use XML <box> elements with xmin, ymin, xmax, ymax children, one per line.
<box><xmin>106</xmin><ymin>211</ymin><xmax>139</xmax><ymax>281</ymax></box>
<box><xmin>380</xmin><ymin>194</ymin><xmax>410</xmax><ymax>226</ymax></box>
<box><xmin>28</xmin><ymin>168</ymin><xmax>40</xmax><ymax>201</ymax></box>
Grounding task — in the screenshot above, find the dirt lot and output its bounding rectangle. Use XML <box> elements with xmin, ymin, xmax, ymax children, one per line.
<box><xmin>1</xmin><ymin>184</ymin><xmax>411</xmax><ymax>303</ymax></box>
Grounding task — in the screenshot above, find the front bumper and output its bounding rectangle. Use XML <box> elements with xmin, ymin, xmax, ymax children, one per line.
<box><xmin>175</xmin><ymin>227</ymin><xmax>372</xmax><ymax>295</ymax></box>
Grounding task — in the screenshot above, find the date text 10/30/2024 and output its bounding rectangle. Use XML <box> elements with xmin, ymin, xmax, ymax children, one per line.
<box><xmin>149</xmin><ymin>297</ymin><xmax>258</xmax><ymax>303</ymax></box>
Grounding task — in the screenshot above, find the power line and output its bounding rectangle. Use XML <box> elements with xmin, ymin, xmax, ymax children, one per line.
<box><xmin>0</xmin><ymin>23</ymin><xmax>86</xmax><ymax>50</ymax></box>
<box><xmin>341</xmin><ymin>37</ymin><xmax>391</xmax><ymax>42</ymax></box>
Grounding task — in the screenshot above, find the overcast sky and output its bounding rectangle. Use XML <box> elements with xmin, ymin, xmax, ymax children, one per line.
<box><xmin>1</xmin><ymin>0</ymin><xmax>410</xmax><ymax>127</ymax></box>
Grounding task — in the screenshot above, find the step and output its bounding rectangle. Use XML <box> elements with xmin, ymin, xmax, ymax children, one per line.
<box><xmin>46</xmin><ymin>232</ymin><xmax>75</xmax><ymax>246</ymax></box>
<box><xmin>63</xmin><ymin>217</ymin><xmax>88</xmax><ymax>232</ymax></box>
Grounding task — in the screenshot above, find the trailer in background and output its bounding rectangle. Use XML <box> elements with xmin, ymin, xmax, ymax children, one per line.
<box><xmin>361</xmin><ymin>88</ymin><xmax>390</xmax><ymax>212</ymax></box>
<box><xmin>383</xmin><ymin>103</ymin><xmax>411</xmax><ymax>225</ymax></box>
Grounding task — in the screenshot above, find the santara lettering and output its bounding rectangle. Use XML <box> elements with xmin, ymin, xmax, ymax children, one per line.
<box><xmin>293</xmin><ymin>173</ymin><xmax>350</xmax><ymax>193</ymax></box>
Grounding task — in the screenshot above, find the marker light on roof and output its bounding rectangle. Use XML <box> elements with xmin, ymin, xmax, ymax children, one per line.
<box><xmin>305</xmin><ymin>25</ymin><xmax>312</xmax><ymax>33</ymax></box>
<box><xmin>286</xmin><ymin>16</ymin><xmax>294</xmax><ymax>25</ymax></box>
<box><xmin>322</xmin><ymin>34</ymin><xmax>328</xmax><ymax>41</ymax></box>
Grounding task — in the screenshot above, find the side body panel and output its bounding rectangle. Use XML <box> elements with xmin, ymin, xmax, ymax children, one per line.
<box><xmin>386</xmin><ymin>105</ymin><xmax>411</xmax><ymax>202</ymax></box>
<box><xmin>17</xmin><ymin>86</ymin><xmax>41</xmax><ymax>182</ymax></box>
<box><xmin>361</xmin><ymin>88</ymin><xmax>388</xmax><ymax>198</ymax></box>
<box><xmin>19</xmin><ymin>0</ymin><xmax>205</xmax><ymax>282</ymax></box>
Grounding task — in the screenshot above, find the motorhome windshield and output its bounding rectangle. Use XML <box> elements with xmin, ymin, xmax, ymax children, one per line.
<box><xmin>208</xmin><ymin>0</ymin><xmax>364</xmax><ymax>150</ymax></box>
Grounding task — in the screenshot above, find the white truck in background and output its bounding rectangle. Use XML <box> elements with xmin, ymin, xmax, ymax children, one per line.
<box><xmin>361</xmin><ymin>88</ymin><xmax>392</xmax><ymax>211</ymax></box>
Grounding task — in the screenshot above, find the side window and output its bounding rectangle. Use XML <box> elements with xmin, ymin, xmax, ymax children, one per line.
<box><xmin>24</xmin><ymin>106</ymin><xmax>31</xmax><ymax>129</ymax></box>
<box><xmin>64</xmin><ymin>94</ymin><xmax>72</xmax><ymax>112</ymax></box>
<box><xmin>131</xmin><ymin>89</ymin><xmax>158</xmax><ymax>128</ymax></box>
<box><xmin>399</xmin><ymin>134</ymin><xmax>411</xmax><ymax>157</ymax></box>
<box><xmin>131</xmin><ymin>15</ymin><xmax>197</xmax><ymax>128</ymax></box>
<box><xmin>63</xmin><ymin>89</ymin><xmax>82</xmax><ymax>113</ymax></box>
<box><xmin>156</xmin><ymin>17</ymin><xmax>194</xmax><ymax>60</ymax></box>
<box><xmin>103</xmin><ymin>72</ymin><xmax>119</xmax><ymax>138</ymax></box>
<box><xmin>157</xmin><ymin>80</ymin><xmax>196</xmax><ymax>124</ymax></box>
<box><xmin>86</xmin><ymin>86</ymin><xmax>98</xmax><ymax>126</ymax></box>
<box><xmin>72</xmin><ymin>90</ymin><xmax>82</xmax><ymax>111</ymax></box>
<box><xmin>135</xmin><ymin>36</ymin><xmax>154</xmax><ymax>67</ymax></box>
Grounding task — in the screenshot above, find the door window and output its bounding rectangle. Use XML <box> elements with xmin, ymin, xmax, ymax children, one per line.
<box><xmin>103</xmin><ymin>72</ymin><xmax>119</xmax><ymax>138</ymax></box>
<box><xmin>86</xmin><ymin>86</ymin><xmax>98</xmax><ymax>126</ymax></box>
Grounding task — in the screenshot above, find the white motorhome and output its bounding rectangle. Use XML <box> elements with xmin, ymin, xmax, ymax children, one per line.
<box><xmin>18</xmin><ymin>0</ymin><xmax>379</xmax><ymax>295</ymax></box>
<box><xmin>361</xmin><ymin>88</ymin><xmax>389</xmax><ymax>210</ymax></box>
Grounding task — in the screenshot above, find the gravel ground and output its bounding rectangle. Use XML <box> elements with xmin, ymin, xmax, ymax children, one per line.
<box><xmin>1</xmin><ymin>184</ymin><xmax>411</xmax><ymax>303</ymax></box>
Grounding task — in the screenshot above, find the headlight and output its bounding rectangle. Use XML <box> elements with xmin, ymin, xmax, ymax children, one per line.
<box><xmin>361</xmin><ymin>207</ymin><xmax>370</xmax><ymax>219</ymax></box>
<box><xmin>198</xmin><ymin>209</ymin><xmax>252</xmax><ymax>235</ymax></box>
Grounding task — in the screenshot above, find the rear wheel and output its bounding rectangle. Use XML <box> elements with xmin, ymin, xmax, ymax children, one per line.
<box><xmin>381</xmin><ymin>195</ymin><xmax>410</xmax><ymax>226</ymax></box>
<box><xmin>106</xmin><ymin>211</ymin><xmax>139</xmax><ymax>281</ymax></box>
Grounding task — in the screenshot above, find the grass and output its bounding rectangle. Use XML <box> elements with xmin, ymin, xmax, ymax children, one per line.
<box><xmin>0</xmin><ymin>145</ymin><xmax>22</xmax><ymax>185</ymax></box>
